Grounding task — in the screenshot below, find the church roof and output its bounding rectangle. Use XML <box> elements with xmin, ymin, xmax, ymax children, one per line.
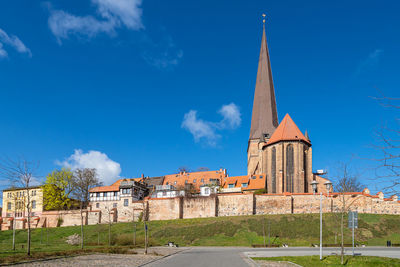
<box><xmin>249</xmin><ymin>24</ymin><xmax>279</xmax><ymax>140</ymax></box>
<box><xmin>267</xmin><ymin>114</ymin><xmax>310</xmax><ymax>145</ymax></box>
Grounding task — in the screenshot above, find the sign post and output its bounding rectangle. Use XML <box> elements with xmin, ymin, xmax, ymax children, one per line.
<box><xmin>348</xmin><ymin>211</ymin><xmax>358</xmax><ymax>256</ymax></box>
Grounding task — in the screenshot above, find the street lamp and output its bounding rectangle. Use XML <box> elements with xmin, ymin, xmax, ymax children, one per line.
<box><xmin>311</xmin><ymin>179</ymin><xmax>334</xmax><ymax>261</ymax></box>
<box><xmin>311</xmin><ymin>180</ymin><xmax>318</xmax><ymax>195</ymax></box>
<box><xmin>324</xmin><ymin>181</ymin><xmax>332</xmax><ymax>196</ymax></box>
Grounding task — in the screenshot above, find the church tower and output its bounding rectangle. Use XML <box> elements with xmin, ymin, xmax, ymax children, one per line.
<box><xmin>247</xmin><ymin>18</ymin><xmax>313</xmax><ymax>193</ymax></box>
<box><xmin>247</xmin><ymin>20</ymin><xmax>278</xmax><ymax>175</ymax></box>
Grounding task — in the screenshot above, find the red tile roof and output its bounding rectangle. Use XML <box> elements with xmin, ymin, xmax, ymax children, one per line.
<box><xmin>223</xmin><ymin>174</ymin><xmax>266</xmax><ymax>190</ymax></box>
<box><xmin>163</xmin><ymin>170</ymin><xmax>227</xmax><ymax>190</ymax></box>
<box><xmin>89</xmin><ymin>178</ymin><xmax>142</xmax><ymax>193</ymax></box>
<box><xmin>267</xmin><ymin>114</ymin><xmax>310</xmax><ymax>146</ymax></box>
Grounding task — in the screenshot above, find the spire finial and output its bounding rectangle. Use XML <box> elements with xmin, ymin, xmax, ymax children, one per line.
<box><xmin>262</xmin><ymin>13</ymin><xmax>266</xmax><ymax>25</ymax></box>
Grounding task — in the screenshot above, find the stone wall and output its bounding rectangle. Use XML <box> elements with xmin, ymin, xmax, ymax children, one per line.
<box><xmin>2</xmin><ymin>189</ymin><xmax>400</xmax><ymax>231</ymax></box>
<box><xmin>217</xmin><ymin>193</ymin><xmax>254</xmax><ymax>216</ymax></box>
<box><xmin>148</xmin><ymin>197</ymin><xmax>181</xmax><ymax>221</ymax></box>
<box><xmin>182</xmin><ymin>196</ymin><xmax>216</xmax><ymax>219</ymax></box>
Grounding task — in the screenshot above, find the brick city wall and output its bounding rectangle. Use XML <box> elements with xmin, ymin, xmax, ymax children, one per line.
<box><xmin>2</xmin><ymin>189</ymin><xmax>400</xmax><ymax>230</ymax></box>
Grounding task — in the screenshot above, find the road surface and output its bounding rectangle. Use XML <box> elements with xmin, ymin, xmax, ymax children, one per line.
<box><xmin>144</xmin><ymin>246</ymin><xmax>400</xmax><ymax>267</ymax></box>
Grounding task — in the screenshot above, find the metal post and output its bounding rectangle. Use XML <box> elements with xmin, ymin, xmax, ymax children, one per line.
<box><xmin>352</xmin><ymin>214</ymin><xmax>355</xmax><ymax>256</ymax></box>
<box><xmin>320</xmin><ymin>192</ymin><xmax>322</xmax><ymax>260</ymax></box>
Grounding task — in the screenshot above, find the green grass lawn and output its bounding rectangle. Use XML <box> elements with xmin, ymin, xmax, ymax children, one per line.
<box><xmin>0</xmin><ymin>213</ymin><xmax>399</xmax><ymax>264</ymax></box>
<box><xmin>253</xmin><ymin>255</ymin><xmax>400</xmax><ymax>267</ymax></box>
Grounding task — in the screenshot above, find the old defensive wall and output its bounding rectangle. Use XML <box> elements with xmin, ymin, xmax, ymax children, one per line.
<box><xmin>1</xmin><ymin>188</ymin><xmax>400</xmax><ymax>230</ymax></box>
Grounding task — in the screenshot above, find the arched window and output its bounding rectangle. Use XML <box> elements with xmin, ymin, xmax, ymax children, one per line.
<box><xmin>271</xmin><ymin>147</ymin><xmax>276</xmax><ymax>193</ymax></box>
<box><xmin>286</xmin><ymin>144</ymin><xmax>294</xmax><ymax>193</ymax></box>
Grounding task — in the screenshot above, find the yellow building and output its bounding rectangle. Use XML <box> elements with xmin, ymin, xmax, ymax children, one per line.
<box><xmin>2</xmin><ymin>186</ymin><xmax>43</xmax><ymax>218</ymax></box>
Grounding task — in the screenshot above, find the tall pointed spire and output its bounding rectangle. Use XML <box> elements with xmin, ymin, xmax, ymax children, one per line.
<box><xmin>249</xmin><ymin>17</ymin><xmax>278</xmax><ymax>140</ymax></box>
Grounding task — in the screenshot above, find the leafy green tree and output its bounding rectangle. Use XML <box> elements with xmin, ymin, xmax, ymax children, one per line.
<box><xmin>43</xmin><ymin>168</ymin><xmax>74</xmax><ymax>211</ymax></box>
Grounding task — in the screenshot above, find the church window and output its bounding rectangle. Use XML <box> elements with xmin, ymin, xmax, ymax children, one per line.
<box><xmin>286</xmin><ymin>144</ymin><xmax>294</xmax><ymax>193</ymax></box>
<box><xmin>271</xmin><ymin>147</ymin><xmax>276</xmax><ymax>193</ymax></box>
<box><xmin>304</xmin><ymin>146</ymin><xmax>308</xmax><ymax>193</ymax></box>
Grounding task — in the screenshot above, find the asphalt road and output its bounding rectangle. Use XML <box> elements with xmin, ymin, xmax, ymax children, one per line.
<box><xmin>144</xmin><ymin>247</ymin><xmax>400</xmax><ymax>267</ymax></box>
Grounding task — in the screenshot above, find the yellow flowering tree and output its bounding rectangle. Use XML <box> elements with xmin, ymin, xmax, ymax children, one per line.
<box><xmin>43</xmin><ymin>168</ymin><xmax>75</xmax><ymax>211</ymax></box>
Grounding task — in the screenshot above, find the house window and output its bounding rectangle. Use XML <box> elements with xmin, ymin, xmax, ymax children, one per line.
<box><xmin>185</xmin><ymin>180</ymin><xmax>188</xmax><ymax>184</ymax></box>
<box><xmin>96</xmin><ymin>203</ymin><xmax>99</xmax><ymax>208</ymax></box>
<box><xmin>260</xmin><ymin>175</ymin><xmax>263</xmax><ymax>179</ymax></box>
<box><xmin>228</xmin><ymin>184</ymin><xmax>234</xmax><ymax>188</ymax></box>
<box><xmin>31</xmin><ymin>200</ymin><xmax>36</xmax><ymax>209</ymax></box>
<box><xmin>251</xmin><ymin>176</ymin><xmax>256</xmax><ymax>179</ymax></box>
<box><xmin>124</xmin><ymin>199</ymin><xmax>129</xmax><ymax>207</ymax></box>
<box><xmin>166</xmin><ymin>182</ymin><xmax>169</xmax><ymax>185</ymax></box>
<box><xmin>205</xmin><ymin>188</ymin><xmax>210</xmax><ymax>194</ymax></box>
<box><xmin>31</xmin><ymin>190</ymin><xmax>36</xmax><ymax>196</ymax></box>
<box><xmin>114</xmin><ymin>192</ymin><xmax>118</xmax><ymax>197</ymax></box>
<box><xmin>242</xmin><ymin>183</ymin><xmax>248</xmax><ymax>188</ymax></box>
<box><xmin>113</xmin><ymin>203</ymin><xmax>117</xmax><ymax>208</ymax></box>
<box><xmin>174</xmin><ymin>181</ymin><xmax>177</xmax><ymax>185</ymax></box>
<box><xmin>201</xmin><ymin>179</ymin><xmax>204</xmax><ymax>183</ymax></box>
<box><xmin>193</xmin><ymin>179</ymin><xmax>197</xmax><ymax>183</ymax></box>
<box><xmin>7</xmin><ymin>202</ymin><xmax>11</xmax><ymax>210</ymax></box>
<box><xmin>96</xmin><ymin>192</ymin><xmax>100</xmax><ymax>197</ymax></box>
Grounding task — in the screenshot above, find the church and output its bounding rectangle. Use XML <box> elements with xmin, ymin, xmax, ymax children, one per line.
<box><xmin>247</xmin><ymin>22</ymin><xmax>313</xmax><ymax>194</ymax></box>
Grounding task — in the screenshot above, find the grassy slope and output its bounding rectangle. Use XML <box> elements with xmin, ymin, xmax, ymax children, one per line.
<box><xmin>0</xmin><ymin>213</ymin><xmax>399</xmax><ymax>261</ymax></box>
<box><xmin>253</xmin><ymin>256</ymin><xmax>400</xmax><ymax>267</ymax></box>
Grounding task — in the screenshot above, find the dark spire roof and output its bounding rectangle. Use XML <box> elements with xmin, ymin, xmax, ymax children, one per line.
<box><xmin>249</xmin><ymin>23</ymin><xmax>278</xmax><ymax>140</ymax></box>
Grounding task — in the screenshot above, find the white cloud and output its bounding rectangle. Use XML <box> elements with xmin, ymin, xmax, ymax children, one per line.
<box><xmin>48</xmin><ymin>0</ymin><xmax>143</xmax><ymax>43</ymax></box>
<box><xmin>218</xmin><ymin>103</ymin><xmax>241</xmax><ymax>129</ymax></box>
<box><xmin>182</xmin><ymin>103</ymin><xmax>241</xmax><ymax>146</ymax></box>
<box><xmin>58</xmin><ymin>149</ymin><xmax>121</xmax><ymax>185</ymax></box>
<box><xmin>181</xmin><ymin>110</ymin><xmax>219</xmax><ymax>146</ymax></box>
<box><xmin>0</xmin><ymin>28</ymin><xmax>31</xmax><ymax>58</ymax></box>
<box><xmin>356</xmin><ymin>49</ymin><xmax>384</xmax><ymax>75</ymax></box>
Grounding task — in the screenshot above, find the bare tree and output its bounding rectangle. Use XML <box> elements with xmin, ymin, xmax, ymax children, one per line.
<box><xmin>197</xmin><ymin>167</ymin><xmax>209</xmax><ymax>172</ymax></box>
<box><xmin>371</xmin><ymin>93</ymin><xmax>400</xmax><ymax>195</ymax></box>
<box><xmin>178</xmin><ymin>166</ymin><xmax>190</xmax><ymax>173</ymax></box>
<box><xmin>71</xmin><ymin>168</ymin><xmax>102</xmax><ymax>249</ymax></box>
<box><xmin>333</xmin><ymin>164</ymin><xmax>364</xmax><ymax>265</ymax></box>
<box><xmin>0</xmin><ymin>157</ymin><xmax>39</xmax><ymax>256</ymax></box>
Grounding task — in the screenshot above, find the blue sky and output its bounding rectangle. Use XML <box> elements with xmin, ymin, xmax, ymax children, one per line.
<box><xmin>0</xmin><ymin>0</ymin><xmax>399</xmax><ymax>192</ymax></box>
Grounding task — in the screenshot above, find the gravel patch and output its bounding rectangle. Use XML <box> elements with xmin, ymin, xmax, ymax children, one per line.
<box><xmin>13</xmin><ymin>254</ymin><xmax>161</xmax><ymax>267</ymax></box>
<box><xmin>13</xmin><ymin>247</ymin><xmax>185</xmax><ymax>267</ymax></box>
